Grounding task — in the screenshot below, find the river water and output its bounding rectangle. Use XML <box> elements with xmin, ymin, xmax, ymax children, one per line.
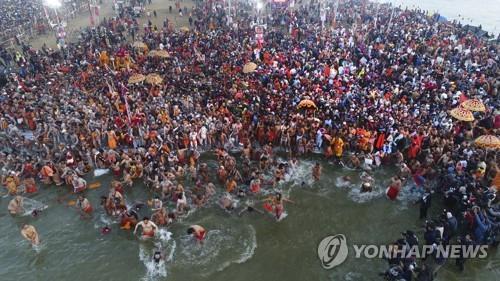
<box><xmin>1</xmin><ymin>152</ymin><xmax>499</xmax><ymax>281</ymax></box>
<box><xmin>384</xmin><ymin>0</ymin><xmax>500</xmax><ymax>35</ymax></box>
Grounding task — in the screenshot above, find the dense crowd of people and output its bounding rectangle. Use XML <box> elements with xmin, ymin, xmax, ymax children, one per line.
<box><xmin>0</xmin><ymin>0</ymin><xmax>89</xmax><ymax>45</ymax></box>
<box><xmin>0</xmin><ymin>0</ymin><xmax>499</xmax><ymax>278</ymax></box>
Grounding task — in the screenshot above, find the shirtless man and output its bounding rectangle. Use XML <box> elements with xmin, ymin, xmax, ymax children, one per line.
<box><xmin>21</xmin><ymin>224</ymin><xmax>40</xmax><ymax>246</ymax></box>
<box><xmin>312</xmin><ymin>162</ymin><xmax>322</xmax><ymax>181</ymax></box>
<box><xmin>8</xmin><ymin>195</ymin><xmax>24</xmax><ymax>215</ymax></box>
<box><xmin>187</xmin><ymin>224</ymin><xmax>206</xmax><ymax>244</ymax></box>
<box><xmin>386</xmin><ymin>176</ymin><xmax>403</xmax><ymax>201</ymax></box>
<box><xmin>77</xmin><ymin>195</ymin><xmax>93</xmax><ymax>217</ymax></box>
<box><xmin>134</xmin><ymin>217</ymin><xmax>158</xmax><ymax>239</ymax></box>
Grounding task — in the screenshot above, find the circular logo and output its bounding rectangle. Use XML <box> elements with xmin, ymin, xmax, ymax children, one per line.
<box><xmin>317</xmin><ymin>234</ymin><xmax>348</xmax><ymax>269</ymax></box>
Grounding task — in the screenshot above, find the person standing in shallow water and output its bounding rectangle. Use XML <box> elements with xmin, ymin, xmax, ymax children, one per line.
<box><xmin>312</xmin><ymin>162</ymin><xmax>322</xmax><ymax>181</ymax></box>
<box><xmin>134</xmin><ymin>217</ymin><xmax>158</xmax><ymax>239</ymax></box>
<box><xmin>386</xmin><ymin>176</ymin><xmax>402</xmax><ymax>201</ymax></box>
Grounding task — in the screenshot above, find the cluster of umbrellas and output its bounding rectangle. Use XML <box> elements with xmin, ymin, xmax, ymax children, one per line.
<box><xmin>133</xmin><ymin>41</ymin><xmax>170</xmax><ymax>58</ymax></box>
<box><xmin>447</xmin><ymin>98</ymin><xmax>499</xmax><ymax>150</ymax></box>
<box><xmin>127</xmin><ymin>73</ymin><xmax>163</xmax><ymax>85</ymax></box>
<box><xmin>449</xmin><ymin>99</ymin><xmax>486</xmax><ymax>122</ymax></box>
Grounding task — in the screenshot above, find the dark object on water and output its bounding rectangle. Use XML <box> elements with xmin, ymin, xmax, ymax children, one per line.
<box><xmin>31</xmin><ymin>209</ymin><xmax>41</xmax><ymax>217</ymax></box>
<box><xmin>153</xmin><ymin>251</ymin><xmax>162</xmax><ymax>263</ymax></box>
<box><xmin>101</xmin><ymin>225</ymin><xmax>111</xmax><ymax>234</ymax></box>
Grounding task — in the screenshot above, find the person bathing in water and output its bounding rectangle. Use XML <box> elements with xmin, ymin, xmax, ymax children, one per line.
<box><xmin>264</xmin><ymin>192</ymin><xmax>295</xmax><ymax>220</ymax></box>
<box><xmin>8</xmin><ymin>195</ymin><xmax>24</xmax><ymax>215</ymax></box>
<box><xmin>153</xmin><ymin>250</ymin><xmax>163</xmax><ymax>264</ymax></box>
<box><xmin>361</xmin><ymin>182</ymin><xmax>373</xmax><ymax>193</ymax></box>
<box><xmin>187</xmin><ymin>225</ymin><xmax>206</xmax><ymax>244</ymax></box>
<box><xmin>77</xmin><ymin>195</ymin><xmax>93</xmax><ymax>218</ymax></box>
<box><xmin>312</xmin><ymin>162</ymin><xmax>322</xmax><ymax>181</ymax></box>
<box><xmin>134</xmin><ymin>217</ymin><xmax>158</xmax><ymax>239</ymax></box>
<box><xmin>386</xmin><ymin>176</ymin><xmax>402</xmax><ymax>200</ymax></box>
<box><xmin>21</xmin><ymin>224</ymin><xmax>40</xmax><ymax>246</ymax></box>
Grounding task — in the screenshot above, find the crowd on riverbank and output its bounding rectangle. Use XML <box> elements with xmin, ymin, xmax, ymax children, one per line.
<box><xmin>1</xmin><ymin>0</ymin><xmax>499</xmax><ymax>278</ymax></box>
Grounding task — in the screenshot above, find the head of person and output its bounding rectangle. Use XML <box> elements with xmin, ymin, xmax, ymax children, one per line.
<box><xmin>187</xmin><ymin>227</ymin><xmax>195</xmax><ymax>235</ymax></box>
<box><xmin>276</xmin><ymin>192</ymin><xmax>282</xmax><ymax>201</ymax></box>
<box><xmin>143</xmin><ymin>216</ymin><xmax>149</xmax><ymax>223</ymax></box>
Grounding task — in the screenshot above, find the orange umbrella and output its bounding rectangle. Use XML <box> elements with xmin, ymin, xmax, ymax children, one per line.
<box><xmin>449</xmin><ymin>107</ymin><xmax>474</xmax><ymax>122</ymax></box>
<box><xmin>297</xmin><ymin>99</ymin><xmax>317</xmax><ymax>110</ymax></box>
<box><xmin>474</xmin><ymin>135</ymin><xmax>500</xmax><ymax>149</ymax></box>
<box><xmin>461</xmin><ymin>99</ymin><xmax>486</xmax><ymax>112</ymax></box>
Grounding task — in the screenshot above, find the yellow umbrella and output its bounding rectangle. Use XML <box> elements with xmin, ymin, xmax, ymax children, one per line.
<box><xmin>449</xmin><ymin>107</ymin><xmax>474</xmax><ymax>122</ymax></box>
<box><xmin>128</xmin><ymin>73</ymin><xmax>145</xmax><ymax>84</ymax></box>
<box><xmin>297</xmin><ymin>99</ymin><xmax>317</xmax><ymax>110</ymax></box>
<box><xmin>242</xmin><ymin>62</ymin><xmax>257</xmax><ymax>74</ymax></box>
<box><xmin>180</xmin><ymin>26</ymin><xmax>190</xmax><ymax>32</ymax></box>
<box><xmin>145</xmin><ymin>73</ymin><xmax>163</xmax><ymax>85</ymax></box>
<box><xmin>461</xmin><ymin>99</ymin><xmax>486</xmax><ymax>112</ymax></box>
<box><xmin>474</xmin><ymin>135</ymin><xmax>500</xmax><ymax>149</ymax></box>
<box><xmin>133</xmin><ymin>41</ymin><xmax>148</xmax><ymax>50</ymax></box>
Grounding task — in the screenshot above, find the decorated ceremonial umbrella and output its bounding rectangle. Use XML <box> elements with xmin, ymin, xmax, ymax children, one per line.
<box><xmin>133</xmin><ymin>41</ymin><xmax>148</xmax><ymax>50</ymax></box>
<box><xmin>128</xmin><ymin>73</ymin><xmax>145</xmax><ymax>84</ymax></box>
<box><xmin>180</xmin><ymin>26</ymin><xmax>190</xmax><ymax>32</ymax></box>
<box><xmin>148</xmin><ymin>50</ymin><xmax>158</xmax><ymax>57</ymax></box>
<box><xmin>297</xmin><ymin>99</ymin><xmax>317</xmax><ymax>110</ymax></box>
<box><xmin>449</xmin><ymin>107</ymin><xmax>474</xmax><ymax>122</ymax></box>
<box><xmin>145</xmin><ymin>73</ymin><xmax>163</xmax><ymax>85</ymax></box>
<box><xmin>461</xmin><ymin>99</ymin><xmax>486</xmax><ymax>112</ymax></box>
<box><xmin>151</xmin><ymin>49</ymin><xmax>170</xmax><ymax>58</ymax></box>
<box><xmin>474</xmin><ymin>135</ymin><xmax>500</xmax><ymax>149</ymax></box>
<box><xmin>242</xmin><ymin>62</ymin><xmax>257</xmax><ymax>74</ymax></box>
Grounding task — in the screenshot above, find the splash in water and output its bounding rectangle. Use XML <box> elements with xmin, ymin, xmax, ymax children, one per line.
<box><xmin>21</xmin><ymin>197</ymin><xmax>48</xmax><ymax>217</ymax></box>
<box><xmin>139</xmin><ymin>229</ymin><xmax>175</xmax><ymax>281</ymax></box>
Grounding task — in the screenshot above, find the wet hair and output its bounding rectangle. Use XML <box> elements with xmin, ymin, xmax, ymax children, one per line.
<box><xmin>143</xmin><ymin>216</ymin><xmax>149</xmax><ymax>221</ymax></box>
<box><xmin>187</xmin><ymin>227</ymin><xmax>195</xmax><ymax>235</ymax></box>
